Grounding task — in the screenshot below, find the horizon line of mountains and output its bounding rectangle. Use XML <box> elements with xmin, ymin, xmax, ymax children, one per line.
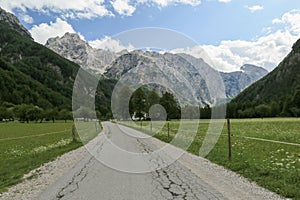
<box><xmin>45</xmin><ymin>32</ymin><xmax>268</xmax><ymax>103</ymax></box>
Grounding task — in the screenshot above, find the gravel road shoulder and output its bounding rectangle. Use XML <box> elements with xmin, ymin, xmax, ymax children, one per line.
<box><xmin>0</xmin><ymin>144</ymin><xmax>89</xmax><ymax>200</ymax></box>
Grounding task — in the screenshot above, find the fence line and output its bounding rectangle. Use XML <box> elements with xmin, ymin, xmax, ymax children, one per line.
<box><xmin>121</xmin><ymin>122</ymin><xmax>300</xmax><ymax>147</ymax></box>
<box><xmin>234</xmin><ymin>135</ymin><xmax>300</xmax><ymax>147</ymax></box>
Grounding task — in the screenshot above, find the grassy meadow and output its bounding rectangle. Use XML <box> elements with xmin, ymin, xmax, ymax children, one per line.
<box><xmin>0</xmin><ymin>120</ymin><xmax>100</xmax><ymax>193</ymax></box>
<box><xmin>122</xmin><ymin>118</ymin><xmax>300</xmax><ymax>199</ymax></box>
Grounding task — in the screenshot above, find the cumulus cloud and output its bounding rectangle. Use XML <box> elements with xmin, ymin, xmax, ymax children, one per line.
<box><xmin>21</xmin><ymin>14</ymin><xmax>34</xmax><ymax>24</ymax></box>
<box><xmin>246</xmin><ymin>5</ymin><xmax>264</xmax><ymax>13</ymax></box>
<box><xmin>136</xmin><ymin>0</ymin><xmax>201</xmax><ymax>7</ymax></box>
<box><xmin>272</xmin><ymin>9</ymin><xmax>300</xmax><ymax>35</ymax></box>
<box><xmin>0</xmin><ymin>0</ymin><xmax>113</xmax><ymax>19</ymax></box>
<box><xmin>111</xmin><ymin>0</ymin><xmax>136</xmax><ymax>16</ymax></box>
<box><xmin>29</xmin><ymin>18</ymin><xmax>76</xmax><ymax>44</ymax></box>
<box><xmin>218</xmin><ymin>0</ymin><xmax>231</xmax><ymax>3</ymax></box>
<box><xmin>0</xmin><ymin>0</ymin><xmax>202</xmax><ymax>18</ymax></box>
<box><xmin>172</xmin><ymin>9</ymin><xmax>300</xmax><ymax>72</ymax></box>
<box><xmin>89</xmin><ymin>36</ymin><xmax>135</xmax><ymax>52</ymax></box>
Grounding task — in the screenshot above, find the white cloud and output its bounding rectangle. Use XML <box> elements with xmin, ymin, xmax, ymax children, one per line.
<box><xmin>272</xmin><ymin>9</ymin><xmax>300</xmax><ymax>35</ymax></box>
<box><xmin>136</xmin><ymin>0</ymin><xmax>201</xmax><ymax>7</ymax></box>
<box><xmin>0</xmin><ymin>0</ymin><xmax>113</xmax><ymax>19</ymax></box>
<box><xmin>89</xmin><ymin>36</ymin><xmax>135</xmax><ymax>52</ymax></box>
<box><xmin>173</xmin><ymin>30</ymin><xmax>296</xmax><ymax>72</ymax></box>
<box><xmin>0</xmin><ymin>0</ymin><xmax>201</xmax><ymax>18</ymax></box>
<box><xmin>173</xmin><ymin>0</ymin><xmax>201</xmax><ymax>6</ymax></box>
<box><xmin>29</xmin><ymin>18</ymin><xmax>76</xmax><ymax>44</ymax></box>
<box><xmin>172</xmin><ymin>10</ymin><xmax>300</xmax><ymax>72</ymax></box>
<box><xmin>21</xmin><ymin>14</ymin><xmax>34</xmax><ymax>24</ymax></box>
<box><xmin>111</xmin><ymin>0</ymin><xmax>136</xmax><ymax>16</ymax></box>
<box><xmin>218</xmin><ymin>0</ymin><xmax>231</xmax><ymax>3</ymax></box>
<box><xmin>246</xmin><ymin>5</ymin><xmax>264</xmax><ymax>13</ymax></box>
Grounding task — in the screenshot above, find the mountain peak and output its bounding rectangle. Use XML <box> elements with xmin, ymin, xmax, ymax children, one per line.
<box><xmin>0</xmin><ymin>7</ymin><xmax>32</xmax><ymax>39</ymax></box>
<box><xmin>62</xmin><ymin>32</ymin><xmax>83</xmax><ymax>42</ymax></box>
<box><xmin>46</xmin><ymin>32</ymin><xmax>86</xmax><ymax>47</ymax></box>
<box><xmin>46</xmin><ymin>33</ymin><xmax>120</xmax><ymax>74</ymax></box>
<box><xmin>240</xmin><ymin>64</ymin><xmax>268</xmax><ymax>73</ymax></box>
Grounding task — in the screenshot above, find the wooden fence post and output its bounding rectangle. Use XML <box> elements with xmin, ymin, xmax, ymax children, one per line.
<box><xmin>72</xmin><ymin>124</ymin><xmax>76</xmax><ymax>143</ymax></box>
<box><xmin>227</xmin><ymin>118</ymin><xmax>232</xmax><ymax>161</ymax></box>
<box><xmin>167</xmin><ymin>122</ymin><xmax>170</xmax><ymax>138</ymax></box>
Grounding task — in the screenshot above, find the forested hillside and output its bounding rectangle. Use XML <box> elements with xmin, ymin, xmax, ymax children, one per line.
<box><xmin>0</xmin><ymin>22</ymin><xmax>79</xmax><ymax>109</ymax></box>
<box><xmin>228</xmin><ymin>39</ymin><xmax>300</xmax><ymax>118</ymax></box>
<box><xmin>0</xmin><ymin>21</ymin><xmax>116</xmax><ymax>121</ymax></box>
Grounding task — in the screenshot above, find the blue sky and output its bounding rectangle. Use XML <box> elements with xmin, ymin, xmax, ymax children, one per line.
<box><xmin>1</xmin><ymin>0</ymin><xmax>300</xmax><ymax>71</ymax></box>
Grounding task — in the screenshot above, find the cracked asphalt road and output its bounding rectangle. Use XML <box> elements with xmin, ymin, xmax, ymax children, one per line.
<box><xmin>37</xmin><ymin>122</ymin><xmax>281</xmax><ymax>200</ymax></box>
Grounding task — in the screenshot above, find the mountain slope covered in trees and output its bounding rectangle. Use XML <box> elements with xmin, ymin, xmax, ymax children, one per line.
<box><xmin>0</xmin><ymin>21</ymin><xmax>79</xmax><ymax>109</ymax></box>
<box><xmin>229</xmin><ymin>38</ymin><xmax>300</xmax><ymax>117</ymax></box>
<box><xmin>0</xmin><ymin>10</ymin><xmax>116</xmax><ymax>121</ymax></box>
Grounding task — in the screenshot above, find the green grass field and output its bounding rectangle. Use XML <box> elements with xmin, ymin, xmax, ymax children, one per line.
<box><xmin>0</xmin><ymin>120</ymin><xmax>100</xmax><ymax>193</ymax></box>
<box><xmin>122</xmin><ymin>118</ymin><xmax>300</xmax><ymax>199</ymax></box>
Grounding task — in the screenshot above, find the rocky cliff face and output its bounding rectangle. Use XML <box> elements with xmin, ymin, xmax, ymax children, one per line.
<box><xmin>106</xmin><ymin>51</ymin><xmax>216</xmax><ymax>106</ymax></box>
<box><xmin>105</xmin><ymin>51</ymin><xmax>267</xmax><ymax>104</ymax></box>
<box><xmin>46</xmin><ymin>33</ymin><xmax>122</xmax><ymax>74</ymax></box>
<box><xmin>221</xmin><ymin>64</ymin><xmax>268</xmax><ymax>98</ymax></box>
<box><xmin>0</xmin><ymin>7</ymin><xmax>32</xmax><ymax>39</ymax></box>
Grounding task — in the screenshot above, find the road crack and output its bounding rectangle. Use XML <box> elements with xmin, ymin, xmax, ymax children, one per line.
<box><xmin>55</xmin><ymin>140</ymin><xmax>105</xmax><ymax>199</ymax></box>
<box><xmin>56</xmin><ymin>156</ymin><xmax>93</xmax><ymax>199</ymax></box>
<box><xmin>136</xmin><ymin>138</ymin><xmax>225</xmax><ymax>200</ymax></box>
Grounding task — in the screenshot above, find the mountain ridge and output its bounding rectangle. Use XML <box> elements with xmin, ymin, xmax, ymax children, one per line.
<box><xmin>46</xmin><ymin>33</ymin><xmax>126</xmax><ymax>74</ymax></box>
<box><xmin>105</xmin><ymin>50</ymin><xmax>268</xmax><ymax>104</ymax></box>
<box><xmin>0</xmin><ymin>7</ymin><xmax>32</xmax><ymax>39</ymax></box>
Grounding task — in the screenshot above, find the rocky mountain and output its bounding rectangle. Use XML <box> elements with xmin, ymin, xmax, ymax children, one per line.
<box><xmin>45</xmin><ymin>32</ymin><xmax>267</xmax><ymax>102</ymax></box>
<box><xmin>46</xmin><ymin>33</ymin><xmax>124</xmax><ymax>74</ymax></box>
<box><xmin>105</xmin><ymin>51</ymin><xmax>267</xmax><ymax>104</ymax></box>
<box><xmin>221</xmin><ymin>64</ymin><xmax>268</xmax><ymax>98</ymax></box>
<box><xmin>44</xmin><ymin>31</ymin><xmax>269</xmax><ymax>107</ymax></box>
<box><xmin>0</xmin><ymin>7</ymin><xmax>32</xmax><ymax>39</ymax></box>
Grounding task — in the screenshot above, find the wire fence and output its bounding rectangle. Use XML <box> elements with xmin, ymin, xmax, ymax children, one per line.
<box><xmin>127</xmin><ymin>120</ymin><xmax>300</xmax><ymax>148</ymax></box>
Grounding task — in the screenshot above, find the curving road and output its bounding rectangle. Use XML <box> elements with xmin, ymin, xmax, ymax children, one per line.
<box><xmin>38</xmin><ymin>122</ymin><xmax>283</xmax><ymax>200</ymax></box>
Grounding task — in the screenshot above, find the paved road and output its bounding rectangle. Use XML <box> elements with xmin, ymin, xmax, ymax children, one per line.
<box><xmin>38</xmin><ymin>122</ymin><xmax>282</xmax><ymax>200</ymax></box>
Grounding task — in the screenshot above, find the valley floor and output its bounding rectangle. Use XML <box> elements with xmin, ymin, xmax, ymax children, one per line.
<box><xmin>0</xmin><ymin>122</ymin><xmax>284</xmax><ymax>200</ymax></box>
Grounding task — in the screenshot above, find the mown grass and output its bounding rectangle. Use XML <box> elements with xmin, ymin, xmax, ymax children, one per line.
<box><xmin>0</xmin><ymin>120</ymin><xmax>100</xmax><ymax>193</ymax></box>
<box><xmin>121</xmin><ymin>118</ymin><xmax>300</xmax><ymax>199</ymax></box>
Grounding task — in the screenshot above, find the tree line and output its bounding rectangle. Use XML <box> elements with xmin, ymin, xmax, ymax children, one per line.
<box><xmin>227</xmin><ymin>88</ymin><xmax>300</xmax><ymax>118</ymax></box>
<box><xmin>3</xmin><ymin>86</ymin><xmax>299</xmax><ymax>123</ymax></box>
<box><xmin>0</xmin><ymin>103</ymin><xmax>73</xmax><ymax>123</ymax></box>
<box><xmin>116</xmin><ymin>87</ymin><xmax>214</xmax><ymax>120</ymax></box>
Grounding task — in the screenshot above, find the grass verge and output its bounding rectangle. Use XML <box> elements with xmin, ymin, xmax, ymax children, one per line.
<box><xmin>0</xmin><ymin>120</ymin><xmax>100</xmax><ymax>193</ymax></box>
